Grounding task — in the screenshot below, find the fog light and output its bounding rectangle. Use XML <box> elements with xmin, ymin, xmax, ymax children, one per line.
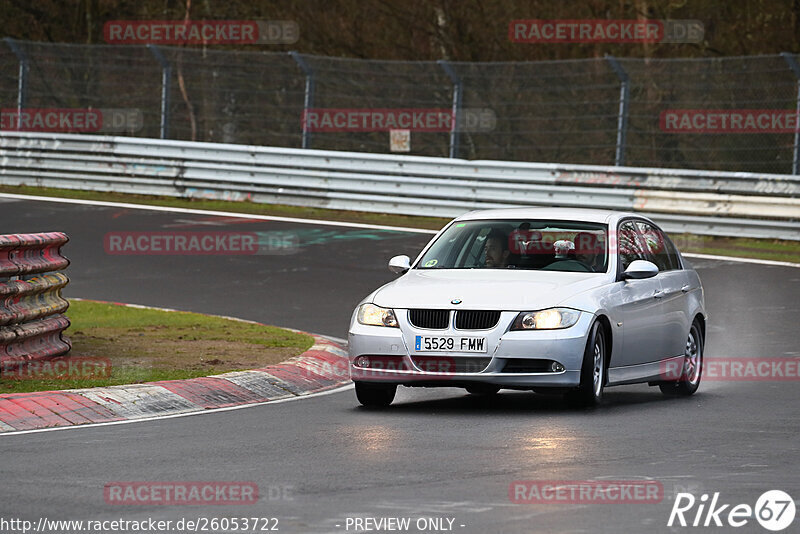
<box><xmin>550</xmin><ymin>361</ymin><xmax>565</xmax><ymax>373</ymax></box>
<box><xmin>354</xmin><ymin>356</ymin><xmax>370</xmax><ymax>368</ymax></box>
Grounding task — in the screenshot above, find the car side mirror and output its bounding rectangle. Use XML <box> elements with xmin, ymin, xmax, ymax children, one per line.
<box><xmin>388</xmin><ymin>255</ymin><xmax>411</xmax><ymax>274</ymax></box>
<box><xmin>622</xmin><ymin>260</ymin><xmax>659</xmax><ymax>280</ymax></box>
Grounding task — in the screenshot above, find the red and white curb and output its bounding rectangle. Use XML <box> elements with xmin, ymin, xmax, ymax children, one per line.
<box><xmin>0</xmin><ymin>303</ymin><xmax>350</xmax><ymax>433</ymax></box>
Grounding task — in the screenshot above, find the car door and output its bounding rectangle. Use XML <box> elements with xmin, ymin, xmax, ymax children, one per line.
<box><xmin>613</xmin><ymin>220</ymin><xmax>667</xmax><ymax>367</ymax></box>
<box><xmin>636</xmin><ymin>221</ymin><xmax>690</xmax><ymax>359</ymax></box>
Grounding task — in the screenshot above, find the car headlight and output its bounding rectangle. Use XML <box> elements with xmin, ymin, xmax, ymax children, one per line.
<box><xmin>357</xmin><ymin>303</ymin><xmax>399</xmax><ymax>327</ymax></box>
<box><xmin>510</xmin><ymin>308</ymin><xmax>581</xmax><ymax>330</ymax></box>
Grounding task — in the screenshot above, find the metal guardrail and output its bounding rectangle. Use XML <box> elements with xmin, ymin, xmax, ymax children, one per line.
<box><xmin>0</xmin><ymin>232</ymin><xmax>71</xmax><ymax>373</ymax></box>
<box><xmin>1</xmin><ymin>132</ymin><xmax>799</xmax><ymax>240</ymax></box>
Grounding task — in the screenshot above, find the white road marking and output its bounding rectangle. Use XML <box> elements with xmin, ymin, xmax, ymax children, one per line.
<box><xmin>682</xmin><ymin>252</ymin><xmax>800</xmax><ymax>268</ymax></box>
<box><xmin>162</xmin><ymin>218</ymin><xmax>230</xmax><ymax>227</ymax></box>
<box><xmin>0</xmin><ymin>193</ymin><xmax>437</xmax><ymax>234</ymax></box>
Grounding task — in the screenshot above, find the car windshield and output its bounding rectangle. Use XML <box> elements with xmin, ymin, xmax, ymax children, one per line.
<box><xmin>416</xmin><ymin>219</ymin><xmax>609</xmax><ymax>272</ymax></box>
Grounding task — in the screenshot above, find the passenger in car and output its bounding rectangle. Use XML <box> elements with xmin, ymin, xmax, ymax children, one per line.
<box><xmin>553</xmin><ymin>239</ymin><xmax>574</xmax><ymax>259</ymax></box>
<box><xmin>542</xmin><ymin>239</ymin><xmax>592</xmax><ymax>271</ymax></box>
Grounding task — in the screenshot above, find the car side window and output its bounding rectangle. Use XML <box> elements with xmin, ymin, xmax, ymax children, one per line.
<box><xmin>635</xmin><ymin>221</ymin><xmax>678</xmax><ymax>271</ymax></box>
<box><xmin>618</xmin><ymin>221</ymin><xmax>647</xmax><ymax>271</ymax></box>
<box><xmin>662</xmin><ymin>235</ymin><xmax>682</xmax><ymax>270</ymax></box>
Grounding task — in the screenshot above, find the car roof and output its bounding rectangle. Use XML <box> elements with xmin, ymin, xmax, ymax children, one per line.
<box><xmin>454</xmin><ymin>207</ymin><xmax>643</xmax><ymax>225</ymax></box>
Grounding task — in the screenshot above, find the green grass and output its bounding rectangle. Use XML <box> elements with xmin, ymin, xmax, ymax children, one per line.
<box><xmin>1</xmin><ymin>184</ymin><xmax>798</xmax><ymax>263</ymax></box>
<box><xmin>0</xmin><ymin>300</ymin><xmax>314</xmax><ymax>394</ymax></box>
<box><xmin>69</xmin><ymin>300</ymin><xmax>310</xmax><ymax>347</ymax></box>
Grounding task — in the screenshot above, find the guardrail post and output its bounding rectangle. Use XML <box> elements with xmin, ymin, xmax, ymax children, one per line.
<box><xmin>4</xmin><ymin>38</ymin><xmax>29</xmax><ymax>129</ymax></box>
<box><xmin>438</xmin><ymin>60</ymin><xmax>462</xmax><ymax>159</ymax></box>
<box><xmin>781</xmin><ymin>52</ymin><xmax>800</xmax><ymax>175</ymax></box>
<box><xmin>147</xmin><ymin>44</ymin><xmax>171</xmax><ymax>139</ymax></box>
<box><xmin>290</xmin><ymin>51</ymin><xmax>315</xmax><ymax>150</ymax></box>
<box><xmin>605</xmin><ymin>55</ymin><xmax>630</xmax><ymax>167</ymax></box>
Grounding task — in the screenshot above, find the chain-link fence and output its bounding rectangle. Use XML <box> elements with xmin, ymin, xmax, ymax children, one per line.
<box><xmin>1</xmin><ymin>39</ymin><xmax>799</xmax><ymax>174</ymax></box>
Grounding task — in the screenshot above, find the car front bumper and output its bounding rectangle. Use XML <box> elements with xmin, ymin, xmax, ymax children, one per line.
<box><xmin>347</xmin><ymin>310</ymin><xmax>594</xmax><ymax>388</ymax></box>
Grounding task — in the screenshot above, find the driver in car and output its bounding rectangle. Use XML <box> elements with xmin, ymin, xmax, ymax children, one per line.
<box><xmin>484</xmin><ymin>228</ymin><xmax>511</xmax><ymax>268</ymax></box>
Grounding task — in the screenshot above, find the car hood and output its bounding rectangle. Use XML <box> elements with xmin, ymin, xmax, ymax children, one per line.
<box><xmin>372</xmin><ymin>269</ymin><xmax>608</xmax><ymax>310</ymax></box>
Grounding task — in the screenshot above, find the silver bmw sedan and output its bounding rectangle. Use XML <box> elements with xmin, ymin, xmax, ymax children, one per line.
<box><xmin>348</xmin><ymin>208</ymin><xmax>706</xmax><ymax>407</ymax></box>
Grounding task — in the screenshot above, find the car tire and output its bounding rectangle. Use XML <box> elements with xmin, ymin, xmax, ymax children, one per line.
<box><xmin>465</xmin><ymin>385</ymin><xmax>501</xmax><ymax>396</ymax></box>
<box><xmin>659</xmin><ymin>321</ymin><xmax>703</xmax><ymax>397</ymax></box>
<box><xmin>566</xmin><ymin>321</ymin><xmax>606</xmax><ymax>407</ymax></box>
<box><xmin>354</xmin><ymin>382</ymin><xmax>397</xmax><ymax>407</ymax></box>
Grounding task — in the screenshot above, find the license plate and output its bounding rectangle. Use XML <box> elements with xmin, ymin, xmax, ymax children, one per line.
<box><xmin>414</xmin><ymin>336</ymin><xmax>487</xmax><ymax>353</ymax></box>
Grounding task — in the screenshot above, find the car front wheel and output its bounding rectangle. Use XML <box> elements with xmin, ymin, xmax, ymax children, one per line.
<box><xmin>566</xmin><ymin>321</ymin><xmax>606</xmax><ymax>407</ymax></box>
<box><xmin>354</xmin><ymin>382</ymin><xmax>397</xmax><ymax>407</ymax></box>
<box><xmin>659</xmin><ymin>321</ymin><xmax>703</xmax><ymax>397</ymax></box>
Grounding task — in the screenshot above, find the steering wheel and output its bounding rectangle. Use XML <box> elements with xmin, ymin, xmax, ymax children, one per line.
<box><xmin>544</xmin><ymin>258</ymin><xmax>594</xmax><ymax>272</ymax></box>
<box><xmin>572</xmin><ymin>260</ymin><xmax>594</xmax><ymax>272</ymax></box>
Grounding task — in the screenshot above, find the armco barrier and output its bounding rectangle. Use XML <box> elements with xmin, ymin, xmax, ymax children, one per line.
<box><xmin>0</xmin><ymin>232</ymin><xmax>71</xmax><ymax>373</ymax></box>
<box><xmin>1</xmin><ymin>132</ymin><xmax>799</xmax><ymax>240</ymax></box>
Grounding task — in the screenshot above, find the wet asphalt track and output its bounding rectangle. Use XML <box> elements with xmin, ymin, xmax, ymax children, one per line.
<box><xmin>0</xmin><ymin>197</ymin><xmax>799</xmax><ymax>534</ymax></box>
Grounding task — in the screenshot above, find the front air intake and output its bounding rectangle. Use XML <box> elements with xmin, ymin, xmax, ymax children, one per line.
<box><xmin>502</xmin><ymin>359</ymin><xmax>556</xmax><ymax>373</ymax></box>
<box><xmin>455</xmin><ymin>310</ymin><xmax>501</xmax><ymax>330</ymax></box>
<box><xmin>408</xmin><ymin>309</ymin><xmax>450</xmax><ymax>329</ymax></box>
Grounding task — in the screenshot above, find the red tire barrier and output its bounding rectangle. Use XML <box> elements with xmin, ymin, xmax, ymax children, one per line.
<box><xmin>0</xmin><ymin>233</ymin><xmax>71</xmax><ymax>376</ymax></box>
<box><xmin>0</xmin><ymin>232</ymin><xmax>69</xmax><ymax>277</ymax></box>
<box><xmin>0</xmin><ymin>273</ymin><xmax>69</xmax><ymax>326</ymax></box>
<box><xmin>0</xmin><ymin>315</ymin><xmax>72</xmax><ymax>372</ymax></box>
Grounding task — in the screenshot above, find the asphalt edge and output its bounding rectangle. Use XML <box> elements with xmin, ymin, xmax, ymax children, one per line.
<box><xmin>0</xmin><ymin>300</ymin><xmax>351</xmax><ymax>433</ymax></box>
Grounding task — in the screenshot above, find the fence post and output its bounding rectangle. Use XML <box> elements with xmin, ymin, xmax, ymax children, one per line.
<box><xmin>290</xmin><ymin>51</ymin><xmax>314</xmax><ymax>150</ymax></box>
<box><xmin>147</xmin><ymin>45</ymin><xmax>171</xmax><ymax>139</ymax></box>
<box><xmin>4</xmin><ymin>38</ymin><xmax>28</xmax><ymax>129</ymax></box>
<box><xmin>438</xmin><ymin>60</ymin><xmax>462</xmax><ymax>159</ymax></box>
<box><xmin>605</xmin><ymin>55</ymin><xmax>630</xmax><ymax>167</ymax></box>
<box><xmin>781</xmin><ymin>52</ymin><xmax>800</xmax><ymax>175</ymax></box>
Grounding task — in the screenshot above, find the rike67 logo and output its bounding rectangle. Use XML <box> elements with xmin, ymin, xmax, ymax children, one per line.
<box><xmin>668</xmin><ymin>490</ymin><xmax>796</xmax><ymax>531</ymax></box>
